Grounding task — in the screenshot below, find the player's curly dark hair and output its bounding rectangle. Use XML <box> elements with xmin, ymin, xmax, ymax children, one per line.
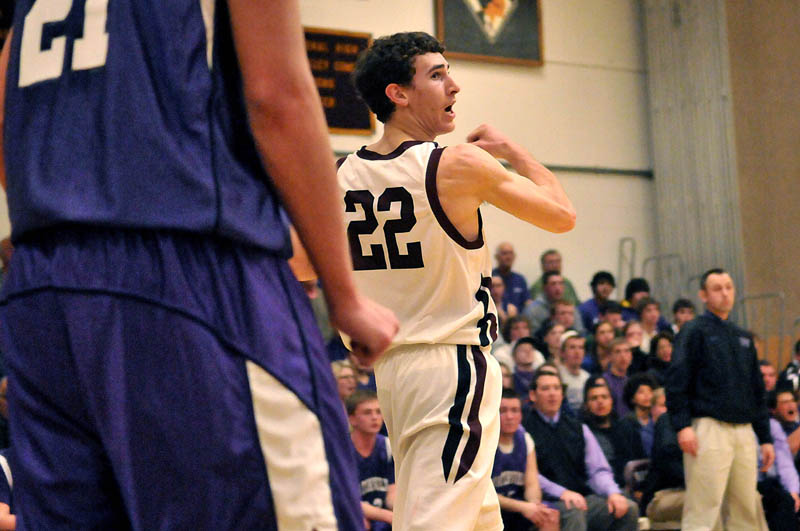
<box><xmin>352</xmin><ymin>32</ymin><xmax>445</xmax><ymax>123</ymax></box>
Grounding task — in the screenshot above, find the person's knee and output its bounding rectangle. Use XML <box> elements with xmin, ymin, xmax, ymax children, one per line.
<box><xmin>558</xmin><ymin>506</ymin><xmax>587</xmax><ymax>531</ymax></box>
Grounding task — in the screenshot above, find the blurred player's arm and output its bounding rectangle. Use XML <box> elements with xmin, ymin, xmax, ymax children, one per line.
<box><xmin>0</xmin><ymin>29</ymin><xmax>12</xmax><ymax>191</ymax></box>
<box><xmin>227</xmin><ymin>1</ymin><xmax>397</xmax><ymax>360</ymax></box>
<box><xmin>438</xmin><ymin>124</ymin><xmax>575</xmax><ymax>234</ymax></box>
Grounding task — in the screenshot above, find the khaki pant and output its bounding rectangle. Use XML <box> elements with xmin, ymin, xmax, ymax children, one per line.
<box><xmin>682</xmin><ymin>417</ymin><xmax>766</xmax><ymax>531</ymax></box>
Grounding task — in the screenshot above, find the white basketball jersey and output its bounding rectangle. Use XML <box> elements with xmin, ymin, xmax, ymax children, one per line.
<box><xmin>337</xmin><ymin>140</ymin><xmax>497</xmax><ymax>350</ymax></box>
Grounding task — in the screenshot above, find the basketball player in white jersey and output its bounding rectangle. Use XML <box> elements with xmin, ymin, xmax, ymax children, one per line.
<box><xmin>337</xmin><ymin>32</ymin><xmax>576</xmax><ymax>530</ymax></box>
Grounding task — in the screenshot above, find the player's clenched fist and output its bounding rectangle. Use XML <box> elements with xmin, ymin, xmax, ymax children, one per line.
<box><xmin>331</xmin><ymin>294</ymin><xmax>398</xmax><ymax>367</ymax></box>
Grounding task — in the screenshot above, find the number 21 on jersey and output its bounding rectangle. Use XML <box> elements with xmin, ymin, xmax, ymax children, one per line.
<box><xmin>19</xmin><ymin>0</ymin><xmax>109</xmax><ymax>87</ymax></box>
<box><xmin>344</xmin><ymin>187</ymin><xmax>424</xmax><ymax>271</ymax></box>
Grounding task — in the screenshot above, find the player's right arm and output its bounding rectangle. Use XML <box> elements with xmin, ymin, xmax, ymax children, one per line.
<box><xmin>437</xmin><ymin>124</ymin><xmax>576</xmax><ymax>234</ymax></box>
<box><xmin>227</xmin><ymin>1</ymin><xmax>398</xmax><ymax>361</ymax></box>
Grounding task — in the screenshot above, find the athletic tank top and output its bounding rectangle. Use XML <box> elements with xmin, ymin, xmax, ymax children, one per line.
<box><xmin>491</xmin><ymin>427</ymin><xmax>530</xmax><ymax>500</ymax></box>
<box><xmin>4</xmin><ymin>1</ymin><xmax>289</xmax><ymax>255</ymax></box>
<box><xmin>337</xmin><ymin>141</ymin><xmax>497</xmax><ymax>349</ymax></box>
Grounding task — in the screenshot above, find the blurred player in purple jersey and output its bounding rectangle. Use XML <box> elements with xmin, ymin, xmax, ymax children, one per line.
<box><xmin>0</xmin><ymin>1</ymin><xmax>396</xmax><ymax>529</ymax></box>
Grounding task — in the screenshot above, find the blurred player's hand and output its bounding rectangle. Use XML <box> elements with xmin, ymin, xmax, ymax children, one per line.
<box><xmin>0</xmin><ymin>503</ymin><xmax>15</xmax><ymax>530</ymax></box>
<box><xmin>466</xmin><ymin>123</ymin><xmax>516</xmax><ymax>161</ymax></box>
<box><xmin>331</xmin><ymin>295</ymin><xmax>398</xmax><ymax>366</ymax></box>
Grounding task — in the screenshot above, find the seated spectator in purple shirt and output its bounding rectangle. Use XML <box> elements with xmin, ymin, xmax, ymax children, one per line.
<box><xmin>492</xmin><ymin>242</ymin><xmax>531</xmax><ymax>311</ymax></box>
<box><xmin>581</xmin><ymin>377</ymin><xmax>645</xmax><ymax>490</ymax></box>
<box><xmin>619</xmin><ymin>374</ymin><xmax>658</xmax><ymax>457</ymax></box>
<box><xmin>523</xmin><ymin>368</ymin><xmax>639</xmax><ymax>530</ymax></box>
<box><xmin>603</xmin><ymin>339</ymin><xmax>633</xmax><ymax>418</ymax></box>
<box><xmin>583</xmin><ymin>321</ymin><xmax>617</xmax><ymax>375</ymax></box>
<box><xmin>491</xmin><ymin>274</ymin><xmax>518</xmax><ymax>330</ymax></box>
<box><xmin>758</xmin><ymin>418</ymin><xmax>800</xmax><ymax>530</ymax></box>
<box><xmin>493</xmin><ymin>389</ymin><xmax>559</xmax><ymax>531</ymax></box>
<box><xmin>579</xmin><ymin>271</ymin><xmax>616</xmax><ymax>332</ymax></box>
<box><xmin>768</xmin><ymin>385</ymin><xmax>800</xmax><ymax>462</ymax></box>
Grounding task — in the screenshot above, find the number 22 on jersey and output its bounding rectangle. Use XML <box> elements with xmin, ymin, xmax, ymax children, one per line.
<box><xmin>344</xmin><ymin>187</ymin><xmax>424</xmax><ymax>271</ymax></box>
<box><xmin>19</xmin><ymin>0</ymin><xmax>109</xmax><ymax>87</ymax></box>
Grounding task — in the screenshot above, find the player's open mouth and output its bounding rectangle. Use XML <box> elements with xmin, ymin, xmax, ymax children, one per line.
<box><xmin>444</xmin><ymin>103</ymin><xmax>455</xmax><ymax>117</ymax></box>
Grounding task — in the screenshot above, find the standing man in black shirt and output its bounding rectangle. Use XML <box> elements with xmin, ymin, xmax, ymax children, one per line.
<box><xmin>666</xmin><ymin>268</ymin><xmax>774</xmax><ymax>530</ymax></box>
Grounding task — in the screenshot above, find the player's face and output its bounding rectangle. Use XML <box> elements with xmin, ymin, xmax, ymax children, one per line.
<box><xmin>652</xmin><ymin>394</ymin><xmax>667</xmax><ymax>421</ymax></box>
<box><xmin>700</xmin><ymin>273</ymin><xmax>736</xmax><ymax>317</ymax></box>
<box><xmin>533</xmin><ymin>374</ymin><xmax>563</xmax><ymax>417</ymax></box>
<box><xmin>633</xmin><ymin>385</ymin><xmax>653</xmax><ymax>410</ymax></box>
<box><xmin>655</xmin><ymin>337</ymin><xmax>673</xmax><ymax>363</ymax></box>
<box><xmin>674</xmin><ymin>307</ymin><xmax>695</xmax><ymax>327</ymax></box>
<box><xmin>611</xmin><ymin>343</ymin><xmax>632</xmax><ymax>372</ymax></box>
<box><xmin>499</xmin><ymin>398</ymin><xmax>523</xmax><ymax>435</ymax></box>
<box><xmin>349</xmin><ymin>399</ymin><xmax>383</xmax><ymax>435</ymax></box>
<box><xmin>405</xmin><ymin>53</ymin><xmax>460</xmax><ymax>137</ymax></box>
<box><xmin>595</xmin><ymin>323</ymin><xmax>615</xmax><ymax>348</ymax></box>
<box><xmin>586</xmin><ymin>386</ymin><xmax>613</xmax><ymax>417</ymax></box>
<box><xmin>760</xmin><ymin>365</ymin><xmax>777</xmax><ymax>391</ymax></box>
<box><xmin>562</xmin><ymin>338</ymin><xmax>585</xmax><ymax>368</ymax></box>
<box><xmin>337</xmin><ymin>367</ymin><xmax>356</xmax><ymax>400</ymax></box>
<box><xmin>624</xmin><ymin>322</ymin><xmax>642</xmax><ymax>348</ymax></box>
<box><xmin>775</xmin><ymin>392</ymin><xmax>799</xmax><ymax>423</ymax></box>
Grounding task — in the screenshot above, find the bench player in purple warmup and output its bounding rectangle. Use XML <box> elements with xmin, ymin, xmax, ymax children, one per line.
<box><xmin>0</xmin><ymin>1</ymin><xmax>397</xmax><ymax>529</ymax></box>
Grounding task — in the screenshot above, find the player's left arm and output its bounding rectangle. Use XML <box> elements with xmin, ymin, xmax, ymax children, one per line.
<box><xmin>0</xmin><ymin>29</ymin><xmax>13</xmax><ymax>191</ymax></box>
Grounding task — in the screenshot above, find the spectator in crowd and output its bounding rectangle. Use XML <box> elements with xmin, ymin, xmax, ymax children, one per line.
<box><xmin>525</xmin><ymin>271</ymin><xmax>567</xmax><ymax>331</ymax></box>
<box><xmin>651</xmin><ymin>387</ymin><xmax>667</xmax><ymax>422</ymax></box>
<box><xmin>531</xmin><ymin>363</ymin><xmax>577</xmax><ymax>420</ymax></box>
<box><xmin>529</xmin><ymin>250</ymin><xmax>579</xmax><ymax>306</ymax></box>
<box><xmin>348</xmin><ymin>350</ymin><xmax>377</xmax><ymax>392</ymax></box>
<box><xmin>551</xmin><ymin>299</ymin><xmax>586</xmax><ymax>336</ymax></box>
<box><xmin>758</xmin><ymin>418</ymin><xmax>800</xmax><ymax>531</ymax></box>
<box><xmin>581</xmin><ymin>377</ymin><xmax>644</xmax><ymax>490</ymax></box>
<box><xmin>671</xmin><ymin>298</ymin><xmax>696</xmax><ymax>334</ymax></box>
<box><xmin>559</xmin><ymin>332</ymin><xmax>590</xmax><ymax>412</ymax></box>
<box><xmin>636</xmin><ymin>298</ymin><xmax>668</xmax><ymax>354</ymax></box>
<box><xmin>331</xmin><ymin>360</ymin><xmax>357</xmax><ymax>405</ymax></box>
<box><xmin>622</xmin><ymin>321</ymin><xmax>647</xmax><ymax>375</ymax></box>
<box><xmin>494</xmin><ymin>316</ymin><xmax>534</xmax><ymax>370</ymax></box>
<box><xmin>646</xmin><ymin>332</ymin><xmax>674</xmax><ymax>386</ymax></box>
<box><xmin>492</xmin><ymin>389</ymin><xmax>560</xmax><ymax>531</ymax></box>
<box><xmin>493</xmin><ymin>242</ymin><xmax>531</xmax><ymax>312</ymax></box>
<box><xmin>760</xmin><ymin>359</ymin><xmax>778</xmax><ymax>393</ymax></box>
<box><xmin>599</xmin><ymin>301</ymin><xmax>626</xmax><ymax>333</ymax></box>
<box><xmin>780</xmin><ymin>339</ymin><xmax>800</xmax><ymax>393</ymax></box>
<box><xmin>523</xmin><ymin>369</ymin><xmax>639</xmax><ymax>530</ymax></box>
<box><xmin>639</xmin><ymin>409</ymin><xmax>685</xmax><ymax>526</ymax></box>
<box><xmin>583</xmin><ymin>321</ymin><xmax>617</xmax><ymax>375</ymax></box>
<box><xmin>538</xmin><ymin>322</ymin><xmax>567</xmax><ymax>366</ymax></box>
<box><xmin>500</xmin><ymin>362</ymin><xmax>514</xmax><ymax>390</ymax></box>
<box><xmin>620</xmin><ymin>374</ymin><xmax>658</xmax><ymax>457</ymax></box>
<box><xmin>347</xmin><ymin>391</ymin><xmax>394</xmax><ymax>530</ymax></box>
<box><xmin>604</xmin><ymin>339</ymin><xmax>633</xmax><ymax>418</ymax></box>
<box><xmin>666</xmin><ymin>268</ymin><xmax>774</xmax><ymax>530</ymax></box>
<box><xmin>620</xmin><ymin>279</ymin><xmax>670</xmax><ymax>330</ymax></box>
<box><xmin>768</xmin><ymin>384</ymin><xmax>800</xmax><ymax>458</ymax></box>
<box><xmin>579</xmin><ymin>272</ymin><xmax>616</xmax><ymax>332</ymax></box>
<box><xmin>491</xmin><ymin>274</ymin><xmax>518</xmax><ymax>328</ymax></box>
<box><xmin>513</xmin><ymin>338</ymin><xmax>546</xmax><ymax>405</ymax></box>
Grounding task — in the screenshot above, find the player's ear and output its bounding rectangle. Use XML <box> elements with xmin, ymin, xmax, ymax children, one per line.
<box><xmin>385</xmin><ymin>83</ymin><xmax>408</xmax><ymax>108</ymax></box>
